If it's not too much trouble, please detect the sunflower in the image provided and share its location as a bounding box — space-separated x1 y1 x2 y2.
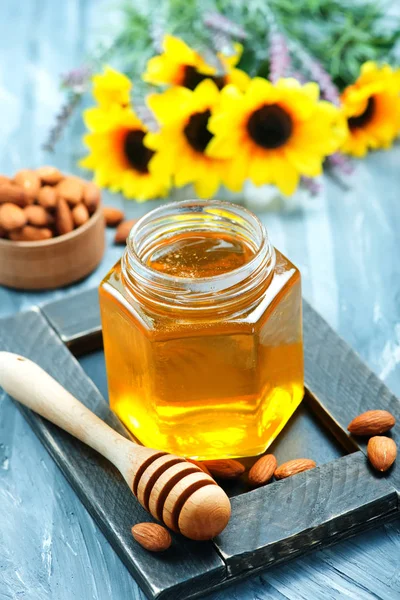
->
340 62 400 157
146 79 227 198
80 104 170 201
91 66 132 108
143 34 249 91
206 77 347 195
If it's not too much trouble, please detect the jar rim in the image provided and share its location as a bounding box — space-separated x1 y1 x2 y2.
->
122 199 276 314
126 199 270 284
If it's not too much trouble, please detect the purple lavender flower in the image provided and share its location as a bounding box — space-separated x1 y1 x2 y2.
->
288 41 340 105
326 152 354 175
301 176 322 196
203 12 247 40
61 66 92 93
307 59 340 105
269 32 291 83
290 70 307 84
42 93 81 153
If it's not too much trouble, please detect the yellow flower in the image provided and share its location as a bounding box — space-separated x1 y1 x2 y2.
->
207 77 347 195
143 34 249 91
146 79 228 198
92 66 132 108
340 62 400 157
80 104 170 201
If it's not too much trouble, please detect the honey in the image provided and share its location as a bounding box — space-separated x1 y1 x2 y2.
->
145 231 255 277
99 200 304 460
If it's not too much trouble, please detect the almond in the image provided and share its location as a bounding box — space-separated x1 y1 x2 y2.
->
202 459 245 479
0 175 10 185
114 219 137 245
83 182 101 213
248 454 277 487
103 206 124 227
37 186 58 210
14 169 41 198
0 182 33 207
131 523 172 552
348 410 395 436
25 205 53 227
186 459 212 477
9 225 53 242
0 203 27 231
274 458 316 480
55 198 74 235
72 203 90 228
36 166 63 185
56 177 83 205
367 436 397 472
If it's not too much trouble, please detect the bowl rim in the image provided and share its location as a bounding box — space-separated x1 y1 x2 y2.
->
0 201 103 248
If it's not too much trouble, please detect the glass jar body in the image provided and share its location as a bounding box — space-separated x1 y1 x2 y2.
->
99 202 303 459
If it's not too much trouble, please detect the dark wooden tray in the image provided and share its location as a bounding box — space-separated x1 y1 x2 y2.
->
1 288 399 600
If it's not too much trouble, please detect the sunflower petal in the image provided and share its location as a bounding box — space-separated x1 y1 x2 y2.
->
163 35 197 64
206 133 237 158
248 152 275 186
142 55 182 85
228 68 251 91
341 61 400 157
194 171 221 198
302 82 320 102
147 88 192 124
221 154 249 192
246 77 277 108
284 147 323 177
92 66 132 108
272 157 300 196
192 78 221 103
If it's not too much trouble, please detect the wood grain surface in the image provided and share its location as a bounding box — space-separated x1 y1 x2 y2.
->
215 452 398 575
0 309 227 600
43 287 102 353
1 303 399 599
1 0 400 599
303 301 400 493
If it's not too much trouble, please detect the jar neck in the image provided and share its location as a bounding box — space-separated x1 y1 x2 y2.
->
121 200 276 317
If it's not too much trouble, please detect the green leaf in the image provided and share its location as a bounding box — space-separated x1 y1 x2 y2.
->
87 0 400 91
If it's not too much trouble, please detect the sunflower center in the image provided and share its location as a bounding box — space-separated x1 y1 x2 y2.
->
183 109 213 153
247 104 293 149
123 130 154 174
348 97 375 129
181 65 226 91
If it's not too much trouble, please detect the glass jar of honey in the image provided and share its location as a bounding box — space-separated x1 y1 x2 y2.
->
99 200 304 460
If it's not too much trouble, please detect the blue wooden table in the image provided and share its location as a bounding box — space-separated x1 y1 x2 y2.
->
1 1 400 598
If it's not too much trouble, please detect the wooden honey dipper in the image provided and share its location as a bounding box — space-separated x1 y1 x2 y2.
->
0 352 231 541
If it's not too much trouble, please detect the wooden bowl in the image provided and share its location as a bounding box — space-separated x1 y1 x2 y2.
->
0 203 105 290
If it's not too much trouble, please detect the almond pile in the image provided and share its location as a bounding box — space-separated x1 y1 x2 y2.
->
348 409 397 472
0 168 100 242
